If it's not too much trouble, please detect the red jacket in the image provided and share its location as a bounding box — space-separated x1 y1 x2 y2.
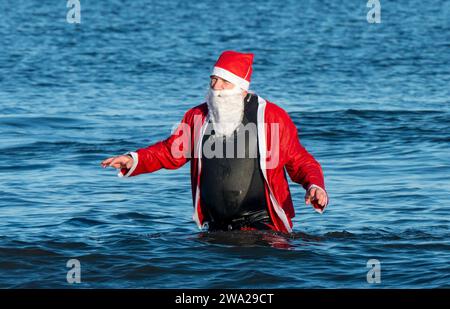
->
120 96 327 233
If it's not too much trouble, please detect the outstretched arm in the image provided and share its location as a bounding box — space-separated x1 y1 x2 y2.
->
101 111 192 177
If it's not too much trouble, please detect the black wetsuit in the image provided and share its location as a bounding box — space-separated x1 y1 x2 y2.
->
200 94 273 231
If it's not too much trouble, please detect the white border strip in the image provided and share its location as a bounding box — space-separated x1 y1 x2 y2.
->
212 66 250 90
192 114 210 229
257 96 292 233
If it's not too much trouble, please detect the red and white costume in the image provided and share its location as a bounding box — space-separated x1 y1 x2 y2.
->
120 51 328 233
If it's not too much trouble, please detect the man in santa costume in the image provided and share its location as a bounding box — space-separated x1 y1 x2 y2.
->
101 50 328 233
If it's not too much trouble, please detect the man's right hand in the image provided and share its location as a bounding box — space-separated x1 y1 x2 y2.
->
101 155 134 170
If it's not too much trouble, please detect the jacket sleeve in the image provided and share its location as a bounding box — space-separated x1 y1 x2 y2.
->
282 112 327 193
118 111 192 177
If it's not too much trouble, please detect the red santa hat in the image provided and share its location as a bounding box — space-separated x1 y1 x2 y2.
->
211 50 254 91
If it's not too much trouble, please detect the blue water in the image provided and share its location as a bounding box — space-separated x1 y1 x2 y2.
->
0 0 449 288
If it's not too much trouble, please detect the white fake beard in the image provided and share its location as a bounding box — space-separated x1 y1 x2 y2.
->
206 87 245 138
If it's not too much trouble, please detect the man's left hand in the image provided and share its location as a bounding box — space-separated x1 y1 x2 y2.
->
305 186 327 209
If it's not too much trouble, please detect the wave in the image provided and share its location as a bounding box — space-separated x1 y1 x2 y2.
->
0 116 88 129
111 211 158 221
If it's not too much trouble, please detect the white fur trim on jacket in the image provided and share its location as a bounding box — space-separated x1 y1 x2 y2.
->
117 152 138 177
257 96 293 233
